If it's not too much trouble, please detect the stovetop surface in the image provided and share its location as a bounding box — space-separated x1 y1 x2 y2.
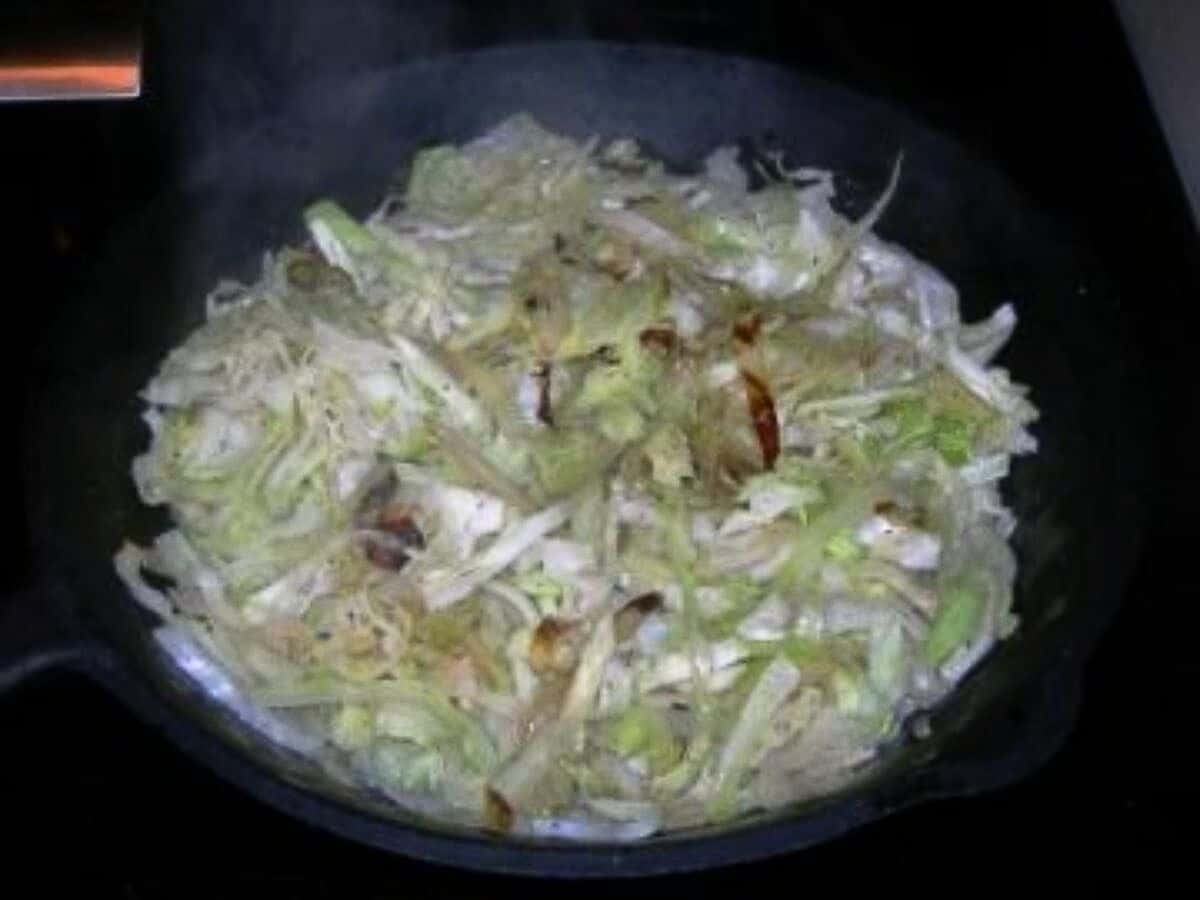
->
4 1 1194 890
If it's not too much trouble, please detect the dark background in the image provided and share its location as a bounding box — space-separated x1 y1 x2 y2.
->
3 0 1195 891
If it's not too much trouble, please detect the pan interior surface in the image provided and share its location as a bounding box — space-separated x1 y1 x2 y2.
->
26 43 1147 875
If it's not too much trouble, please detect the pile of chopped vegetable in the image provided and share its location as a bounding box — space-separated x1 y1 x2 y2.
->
116 114 1038 839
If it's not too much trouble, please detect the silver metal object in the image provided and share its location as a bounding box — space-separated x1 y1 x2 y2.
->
1115 0 1200 228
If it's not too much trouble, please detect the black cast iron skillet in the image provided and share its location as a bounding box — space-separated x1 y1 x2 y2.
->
6 43 1151 876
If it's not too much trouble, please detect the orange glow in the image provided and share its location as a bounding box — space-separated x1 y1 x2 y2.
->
0 61 140 95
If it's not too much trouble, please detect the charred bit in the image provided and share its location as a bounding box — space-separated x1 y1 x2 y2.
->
533 361 555 427
732 313 763 346
638 327 677 353
615 591 665 643
529 616 577 674
741 369 780 470
364 503 426 571
484 787 515 833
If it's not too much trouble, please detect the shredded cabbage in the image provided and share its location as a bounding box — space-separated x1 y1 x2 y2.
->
118 114 1038 839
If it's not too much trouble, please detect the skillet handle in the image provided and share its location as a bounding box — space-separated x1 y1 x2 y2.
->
0 577 106 692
